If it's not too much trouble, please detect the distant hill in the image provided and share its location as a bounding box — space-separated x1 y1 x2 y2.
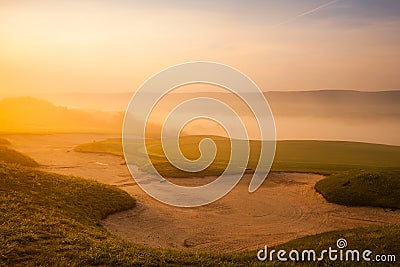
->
266 90 400 119
0 97 123 133
39 90 400 119
2 90 399 144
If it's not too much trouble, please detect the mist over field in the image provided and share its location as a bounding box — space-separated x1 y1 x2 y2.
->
4 89 399 145
0 97 123 133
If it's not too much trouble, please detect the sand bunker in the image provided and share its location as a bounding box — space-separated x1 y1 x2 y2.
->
6 134 400 252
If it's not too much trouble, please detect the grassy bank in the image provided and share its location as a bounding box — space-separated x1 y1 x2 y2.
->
0 138 39 167
0 163 135 265
316 170 400 209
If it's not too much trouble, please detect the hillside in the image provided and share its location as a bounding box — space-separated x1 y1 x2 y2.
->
0 138 39 167
0 162 137 266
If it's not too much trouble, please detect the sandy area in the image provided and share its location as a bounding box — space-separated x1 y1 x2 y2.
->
5 133 400 252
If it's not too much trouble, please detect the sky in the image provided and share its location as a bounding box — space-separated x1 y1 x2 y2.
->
0 0 400 96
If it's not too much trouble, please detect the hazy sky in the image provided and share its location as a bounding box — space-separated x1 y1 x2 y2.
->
1 0 399 96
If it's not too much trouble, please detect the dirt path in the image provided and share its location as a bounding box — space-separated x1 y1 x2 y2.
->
5 134 400 252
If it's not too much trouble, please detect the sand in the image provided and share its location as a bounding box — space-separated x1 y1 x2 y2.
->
5 133 400 252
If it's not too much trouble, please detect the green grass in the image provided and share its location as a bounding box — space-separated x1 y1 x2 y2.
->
0 137 39 167
0 162 131 265
0 162 398 266
75 136 400 175
272 140 400 173
74 137 123 157
75 136 400 209
0 146 39 167
316 170 400 209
